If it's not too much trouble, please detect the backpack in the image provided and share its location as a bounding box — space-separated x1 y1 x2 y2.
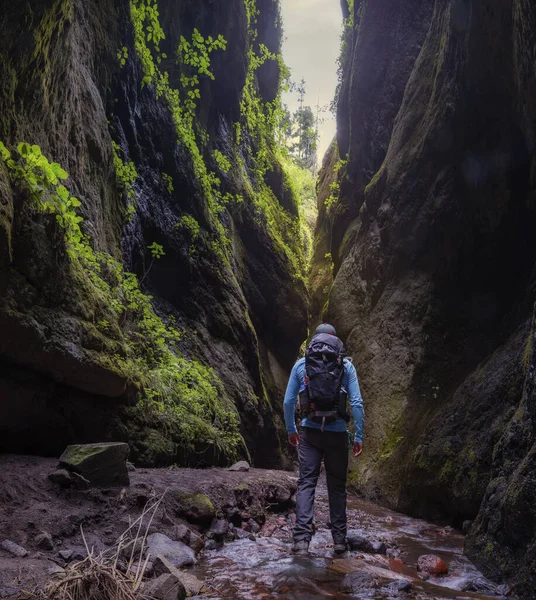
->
298 332 350 429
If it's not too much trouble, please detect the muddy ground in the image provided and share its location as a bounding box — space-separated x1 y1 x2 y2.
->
0 455 515 600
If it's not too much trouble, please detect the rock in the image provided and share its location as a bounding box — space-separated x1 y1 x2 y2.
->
234 528 250 540
58 549 73 561
127 461 136 472
152 557 205 597
128 561 154 578
174 493 215 524
59 443 130 487
204 539 222 551
462 520 473 535
1 539 28 557
347 531 385 554
46 564 65 576
459 576 499 594
146 533 196 568
385 580 413 593
227 461 250 472
371 541 387 554
172 524 191 545
188 532 205 554
142 574 186 600
386 547 401 559
120 537 144 559
267 484 292 505
209 519 228 539
247 518 261 534
416 554 448 575
48 469 73 488
35 532 54 551
340 570 377 593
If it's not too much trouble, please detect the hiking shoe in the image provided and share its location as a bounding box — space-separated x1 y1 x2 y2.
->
292 540 309 555
333 542 347 555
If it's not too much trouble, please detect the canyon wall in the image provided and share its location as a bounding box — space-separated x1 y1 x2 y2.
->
313 0 536 593
0 0 308 468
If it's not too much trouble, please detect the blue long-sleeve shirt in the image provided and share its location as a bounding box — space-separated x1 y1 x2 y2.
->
283 357 365 442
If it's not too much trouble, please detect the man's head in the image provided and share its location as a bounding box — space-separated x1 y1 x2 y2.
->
315 323 336 336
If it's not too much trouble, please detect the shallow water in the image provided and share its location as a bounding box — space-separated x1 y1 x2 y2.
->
194 485 505 600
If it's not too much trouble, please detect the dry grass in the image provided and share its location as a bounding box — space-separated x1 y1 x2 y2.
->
22 494 165 600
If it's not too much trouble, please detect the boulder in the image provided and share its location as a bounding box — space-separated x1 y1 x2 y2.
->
146 533 196 568
58 443 129 487
227 461 250 472
1 540 28 557
142 574 186 600
340 570 377 593
174 493 215 524
416 554 448 575
152 555 205 596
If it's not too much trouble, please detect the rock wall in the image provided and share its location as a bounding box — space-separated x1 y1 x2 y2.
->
313 0 536 592
0 0 308 468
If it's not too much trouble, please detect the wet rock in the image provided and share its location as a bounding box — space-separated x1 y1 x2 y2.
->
172 524 191 545
385 580 413 593
347 531 386 554
48 469 72 488
188 532 205 554
58 443 130 487
1 539 28 557
234 528 250 540
209 519 228 539
416 554 448 575
35 532 54 551
462 520 473 535
58 549 73 561
153 558 205 597
459 576 500 594
147 533 196 568
142 573 186 600
227 461 250 472
340 570 377 593
248 518 261 534
174 493 215 524
386 547 401 559
204 539 223 551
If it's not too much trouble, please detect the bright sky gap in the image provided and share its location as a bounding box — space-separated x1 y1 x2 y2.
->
280 0 342 163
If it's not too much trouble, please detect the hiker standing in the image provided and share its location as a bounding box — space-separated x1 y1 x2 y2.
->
283 323 364 555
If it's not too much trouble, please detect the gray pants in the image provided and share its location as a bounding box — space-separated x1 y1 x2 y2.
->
294 427 349 544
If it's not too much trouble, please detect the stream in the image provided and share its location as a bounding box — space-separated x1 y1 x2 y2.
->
193 484 506 600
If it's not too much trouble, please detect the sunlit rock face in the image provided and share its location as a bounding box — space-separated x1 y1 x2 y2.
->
313 0 536 592
0 0 307 468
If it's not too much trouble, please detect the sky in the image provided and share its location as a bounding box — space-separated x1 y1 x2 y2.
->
279 0 343 164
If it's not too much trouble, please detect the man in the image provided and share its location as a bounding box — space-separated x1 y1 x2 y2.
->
283 323 364 555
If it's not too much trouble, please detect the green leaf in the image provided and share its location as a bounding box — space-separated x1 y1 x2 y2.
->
70 197 81 207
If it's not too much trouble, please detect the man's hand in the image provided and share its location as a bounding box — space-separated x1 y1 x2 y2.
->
288 433 300 447
353 442 363 457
